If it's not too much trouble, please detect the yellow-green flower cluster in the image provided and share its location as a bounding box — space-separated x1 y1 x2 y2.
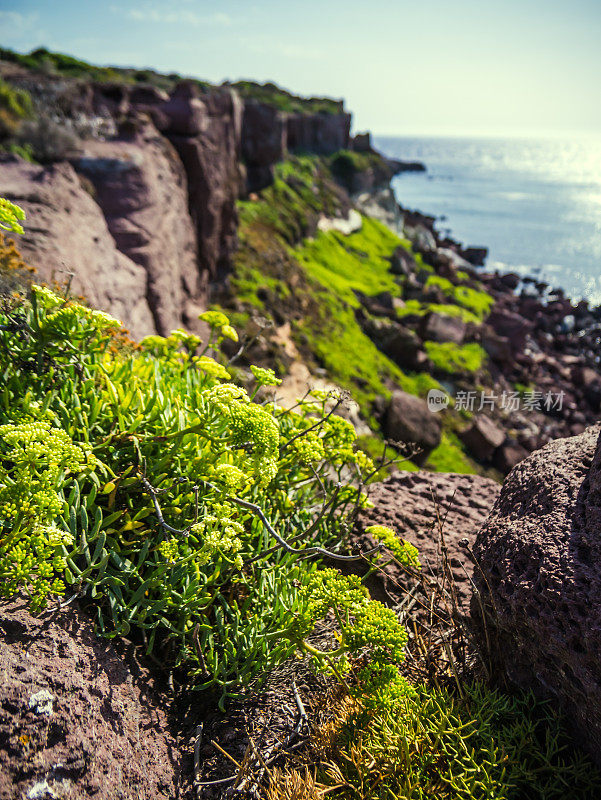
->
206 383 279 483
0 421 96 608
293 569 369 640
193 356 231 380
289 431 325 464
290 567 409 690
199 310 238 342
0 523 74 610
0 420 95 480
354 449 376 476
356 662 417 711
169 329 202 352
199 310 230 328
32 285 122 333
250 365 282 387
190 503 244 570
140 334 171 355
207 383 249 409
230 401 279 485
32 284 62 310
0 197 25 234
345 601 408 662
213 463 248 491
158 539 179 563
366 525 421 570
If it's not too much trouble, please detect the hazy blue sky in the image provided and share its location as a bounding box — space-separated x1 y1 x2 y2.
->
1 0 600 136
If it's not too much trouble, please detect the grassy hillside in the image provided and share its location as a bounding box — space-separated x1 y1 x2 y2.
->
220 155 484 473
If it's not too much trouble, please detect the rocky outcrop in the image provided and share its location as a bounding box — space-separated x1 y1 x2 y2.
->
0 155 155 338
286 110 351 154
0 598 179 799
241 101 286 192
241 101 351 192
77 121 201 335
354 471 501 610
472 426 601 764
161 83 243 284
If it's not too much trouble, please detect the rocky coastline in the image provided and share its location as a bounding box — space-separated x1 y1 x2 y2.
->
2 47 601 796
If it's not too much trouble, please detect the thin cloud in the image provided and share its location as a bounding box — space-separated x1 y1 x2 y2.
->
0 11 38 30
110 6 232 26
240 37 321 61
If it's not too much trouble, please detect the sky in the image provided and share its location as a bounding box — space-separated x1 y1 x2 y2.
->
1 0 601 137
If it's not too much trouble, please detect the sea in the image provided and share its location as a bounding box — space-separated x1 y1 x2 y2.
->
375 135 601 307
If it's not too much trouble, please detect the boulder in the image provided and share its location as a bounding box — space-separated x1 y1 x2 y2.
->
486 309 532 352
384 390 442 465
421 312 467 345
498 272 520 290
459 415 505 461
408 224 437 254
0 598 179 799
481 326 513 364
356 291 395 317
389 245 418 277
354 187 404 235
435 247 474 272
472 426 601 764
353 471 501 610
492 440 529 474
363 318 423 370
462 246 488 266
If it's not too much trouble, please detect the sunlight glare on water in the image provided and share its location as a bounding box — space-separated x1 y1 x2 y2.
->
377 136 601 306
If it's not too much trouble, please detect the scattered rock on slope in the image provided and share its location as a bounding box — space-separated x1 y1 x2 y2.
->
0 598 179 800
459 415 506 462
472 425 601 765
383 390 442 465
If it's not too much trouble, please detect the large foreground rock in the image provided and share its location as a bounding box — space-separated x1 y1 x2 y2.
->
0 598 179 799
354 471 500 611
472 425 601 763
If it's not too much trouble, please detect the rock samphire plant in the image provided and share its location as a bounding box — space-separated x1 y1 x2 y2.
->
0 272 418 706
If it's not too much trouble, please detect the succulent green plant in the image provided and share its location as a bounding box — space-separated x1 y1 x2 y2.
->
0 280 411 705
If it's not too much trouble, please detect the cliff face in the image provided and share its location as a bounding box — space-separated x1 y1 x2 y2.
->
161 84 243 286
0 157 157 338
241 99 351 191
76 121 201 337
0 63 352 334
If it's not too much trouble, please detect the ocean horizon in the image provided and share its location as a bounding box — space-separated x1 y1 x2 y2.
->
376 134 601 306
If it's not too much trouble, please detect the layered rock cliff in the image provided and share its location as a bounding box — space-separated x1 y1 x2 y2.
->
0 53 353 336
